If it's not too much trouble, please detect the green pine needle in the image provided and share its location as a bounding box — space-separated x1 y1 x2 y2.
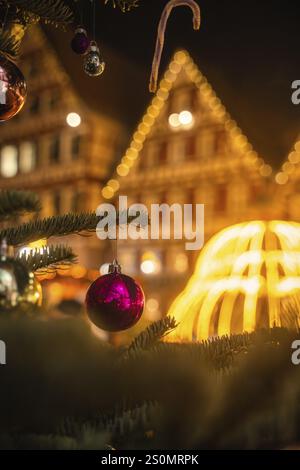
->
0 211 145 246
0 190 41 221
125 316 178 356
17 245 76 272
7 0 74 23
104 0 139 12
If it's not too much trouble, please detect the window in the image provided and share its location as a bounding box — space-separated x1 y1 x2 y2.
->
185 136 196 158
30 96 40 115
159 142 167 164
71 135 81 160
49 135 60 163
49 89 60 109
1 145 18 177
215 131 227 153
19 142 36 173
71 191 81 212
199 131 215 159
28 58 39 78
214 186 227 213
53 192 61 215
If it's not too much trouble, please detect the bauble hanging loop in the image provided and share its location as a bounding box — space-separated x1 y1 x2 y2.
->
71 26 90 55
83 40 105 77
85 259 144 332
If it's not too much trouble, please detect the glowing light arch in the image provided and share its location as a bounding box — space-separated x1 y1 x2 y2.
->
167 220 300 342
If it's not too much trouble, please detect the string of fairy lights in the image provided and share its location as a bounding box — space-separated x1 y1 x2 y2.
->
101 49 276 200
275 141 300 185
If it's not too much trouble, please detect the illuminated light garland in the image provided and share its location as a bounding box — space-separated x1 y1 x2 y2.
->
117 164 129 177
107 179 120 191
122 156 134 167
102 186 114 199
102 50 271 199
288 152 299 164
282 162 294 174
167 220 300 342
260 164 272 177
174 50 188 64
275 172 289 185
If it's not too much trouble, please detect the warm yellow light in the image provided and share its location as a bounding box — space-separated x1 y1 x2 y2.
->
275 172 288 185
178 110 194 126
174 253 189 273
288 152 300 164
71 265 87 279
146 298 159 312
282 162 294 174
141 252 161 275
164 70 176 82
131 141 143 151
117 164 129 177
157 89 169 101
121 156 133 167
174 50 188 64
260 164 272 177
107 179 119 191
143 115 155 127
147 106 160 118
66 112 81 128
102 186 114 199
126 148 139 160
141 260 156 274
133 131 145 143
168 113 181 129
167 221 300 342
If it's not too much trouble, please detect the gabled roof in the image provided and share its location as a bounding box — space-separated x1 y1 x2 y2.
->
274 136 300 186
101 49 271 199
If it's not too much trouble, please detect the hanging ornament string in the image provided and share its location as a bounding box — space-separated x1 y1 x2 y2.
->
149 0 201 93
83 0 105 76
112 222 118 265
92 0 96 41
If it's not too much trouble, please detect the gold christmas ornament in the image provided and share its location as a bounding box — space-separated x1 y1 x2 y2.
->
167 221 300 342
0 240 42 313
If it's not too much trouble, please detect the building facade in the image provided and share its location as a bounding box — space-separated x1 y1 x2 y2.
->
101 50 281 319
0 26 126 272
2 37 300 322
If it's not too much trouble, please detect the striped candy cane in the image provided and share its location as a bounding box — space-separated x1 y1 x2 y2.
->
149 0 201 93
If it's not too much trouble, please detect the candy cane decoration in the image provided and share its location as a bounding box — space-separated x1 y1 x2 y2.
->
149 0 201 93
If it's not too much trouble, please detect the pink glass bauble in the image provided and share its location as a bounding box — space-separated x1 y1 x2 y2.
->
0 55 27 121
86 262 144 332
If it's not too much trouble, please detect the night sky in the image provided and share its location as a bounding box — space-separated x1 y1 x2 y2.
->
92 0 300 167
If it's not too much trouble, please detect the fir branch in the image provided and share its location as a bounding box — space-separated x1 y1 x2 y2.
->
0 211 144 246
17 245 76 272
125 316 178 356
104 0 139 13
0 190 41 221
7 0 74 24
280 295 300 330
0 27 21 59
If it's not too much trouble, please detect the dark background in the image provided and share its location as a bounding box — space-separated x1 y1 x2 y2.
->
81 0 300 167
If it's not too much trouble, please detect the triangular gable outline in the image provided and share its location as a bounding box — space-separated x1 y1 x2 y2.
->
275 137 300 186
101 49 270 199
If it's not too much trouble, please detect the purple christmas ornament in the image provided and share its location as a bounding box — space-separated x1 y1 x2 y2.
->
86 260 144 332
71 27 90 55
